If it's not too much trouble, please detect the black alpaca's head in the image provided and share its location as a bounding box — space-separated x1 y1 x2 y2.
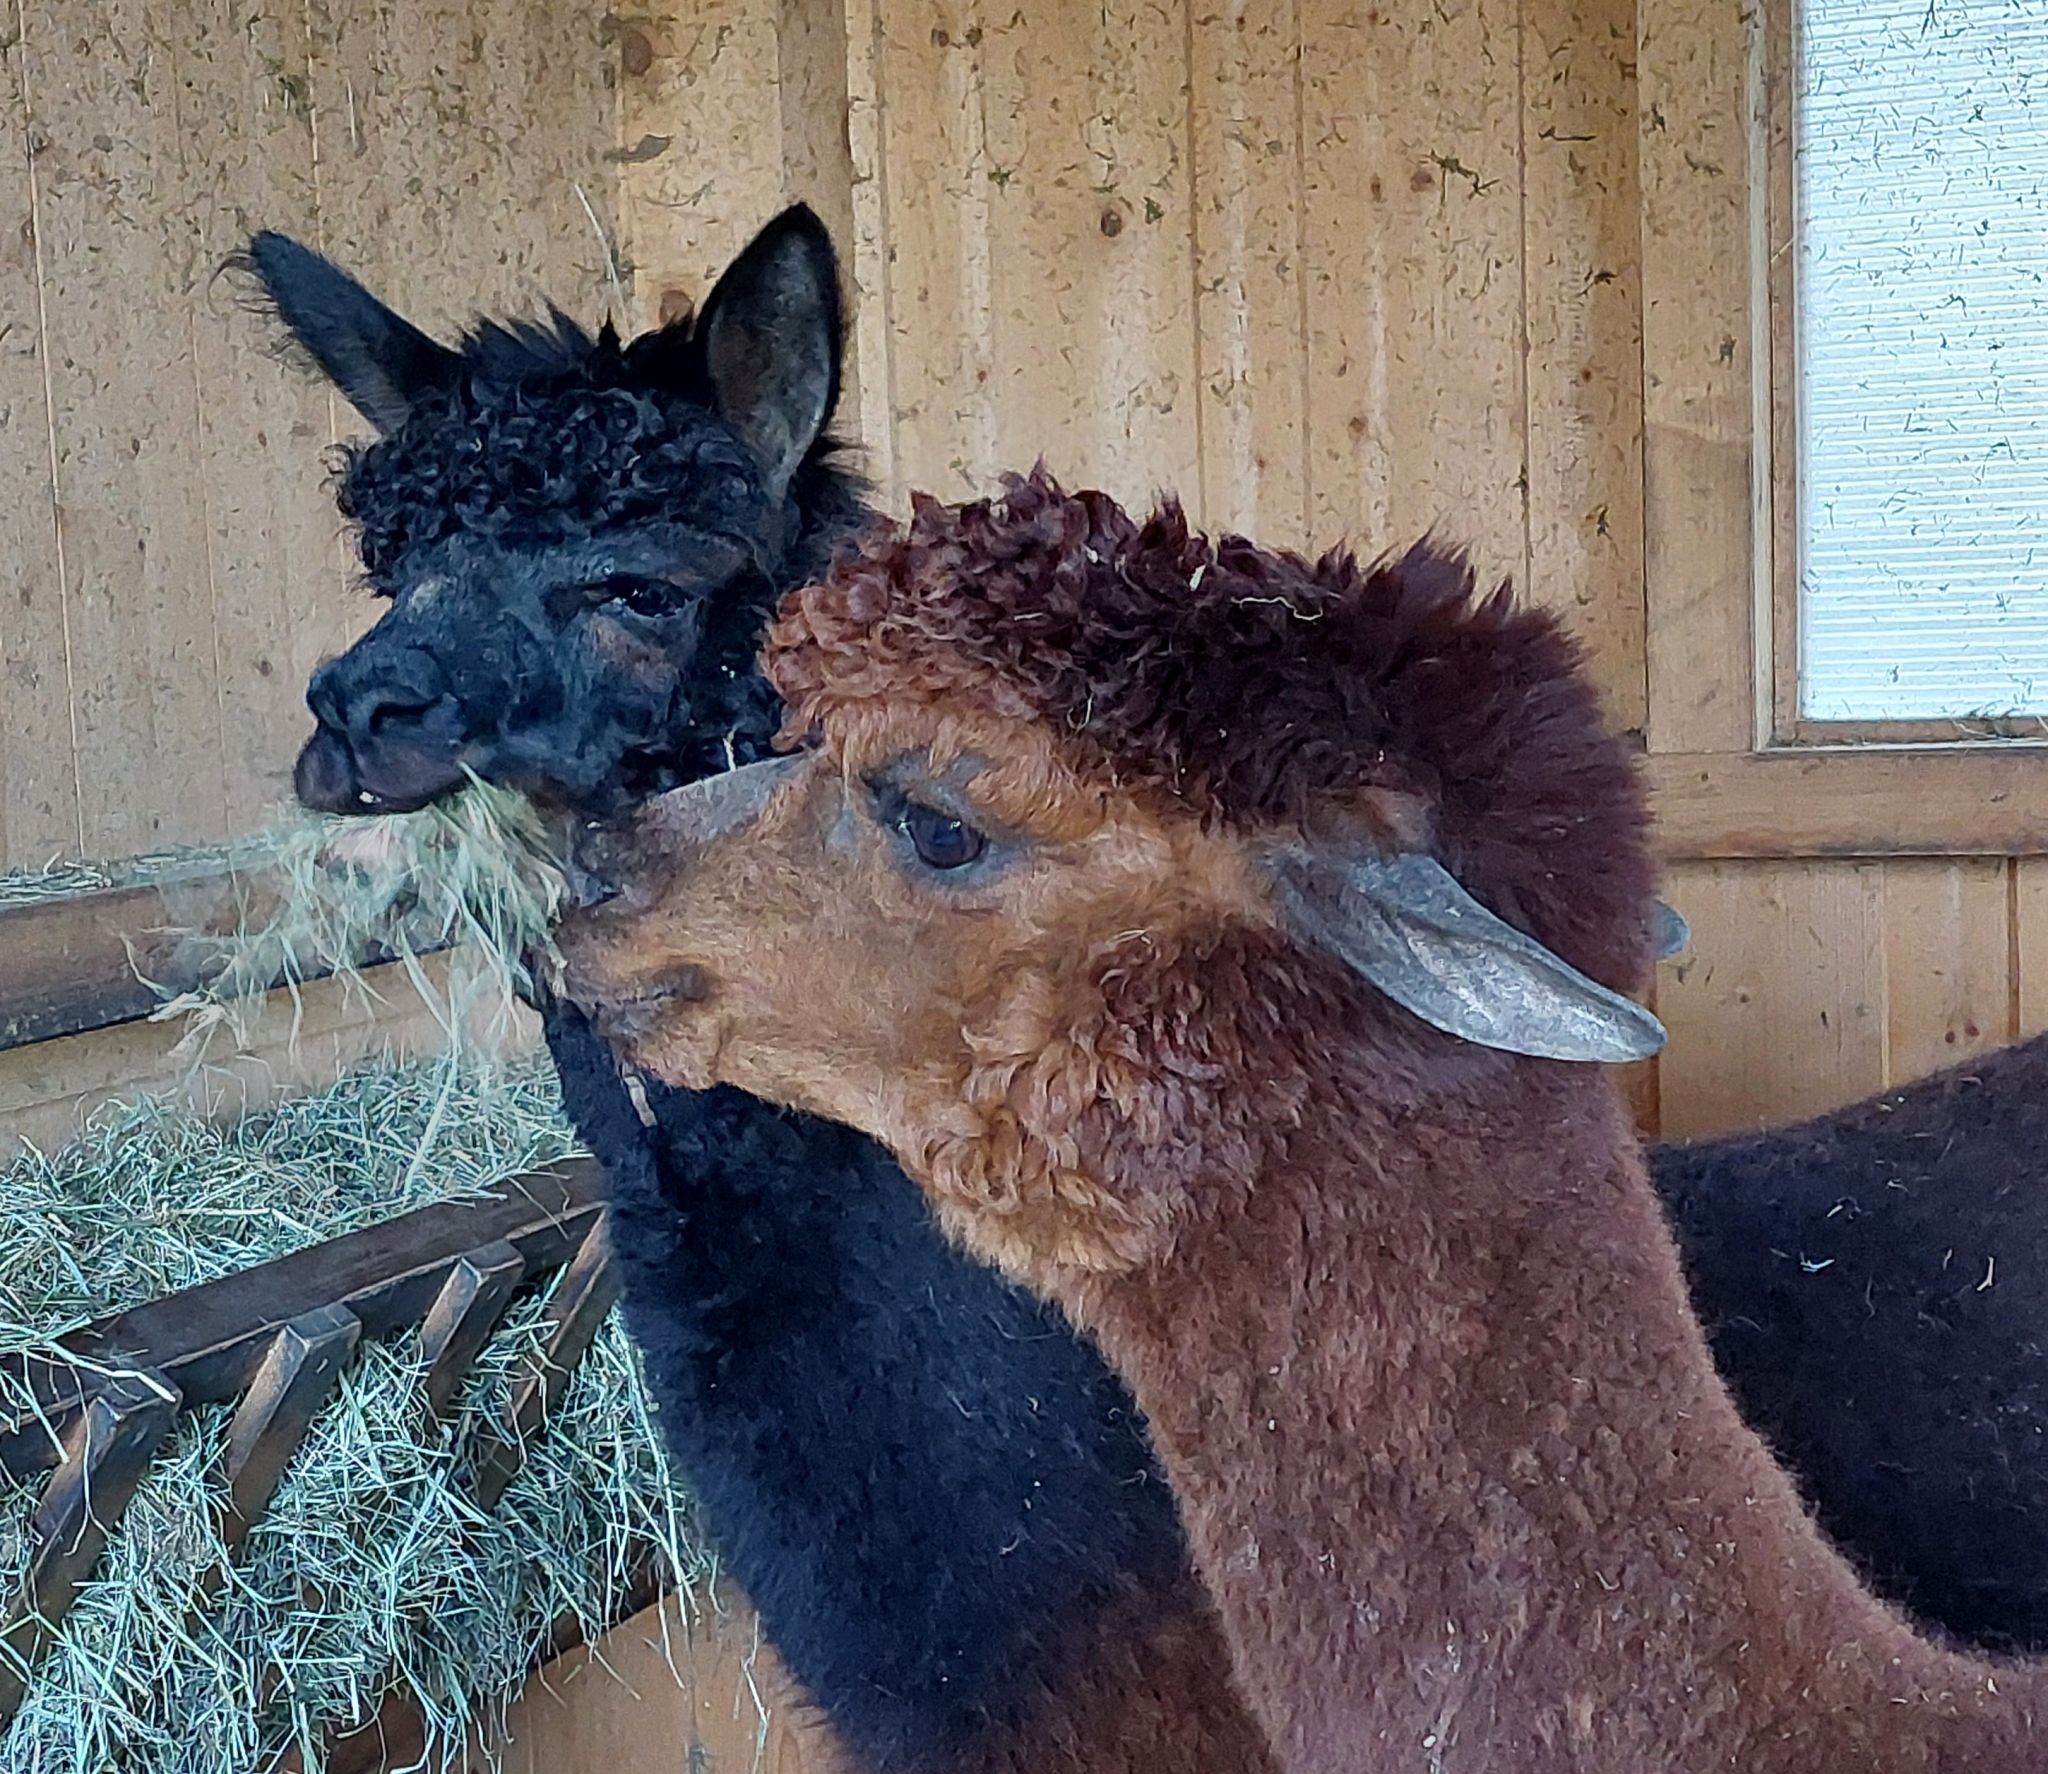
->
245 206 865 819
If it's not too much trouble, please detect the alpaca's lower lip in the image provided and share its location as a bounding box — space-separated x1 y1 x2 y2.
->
294 726 470 816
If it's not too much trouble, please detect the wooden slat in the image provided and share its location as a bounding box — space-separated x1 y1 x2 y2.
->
0 860 447 1055
613 0 787 336
1520 0 1648 731
0 859 274 1051
0 1161 604 1482
1646 748 2048 859
0 1372 181 1725
840 0 899 488
308 0 617 348
470 1216 620 1513
2017 859 2048 1041
419 1240 529 1423
20 0 229 857
776 0 862 430
174 0 339 834
862 0 1201 512
221 1304 364 1548
1188 0 1307 543
1880 859 2012 1088
1637 0 1765 754
0 24 79 872
1656 859 1888 1139
1299 0 1529 588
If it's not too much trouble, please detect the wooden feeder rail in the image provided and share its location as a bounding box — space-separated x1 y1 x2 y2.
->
0 1159 614 1734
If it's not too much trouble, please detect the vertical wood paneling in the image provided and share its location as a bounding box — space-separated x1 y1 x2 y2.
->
2012 859 2048 1041
25 0 229 858
777 0 862 429
858 0 1200 510
1189 0 1307 543
612 0 786 333
1298 0 1529 588
1656 860 1888 1139
0 0 617 876
1879 858 2011 1087
0 25 80 866
308 0 615 333
177 0 333 834
1637 0 1761 754
1520 0 1645 728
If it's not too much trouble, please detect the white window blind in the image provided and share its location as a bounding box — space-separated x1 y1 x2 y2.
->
1797 0 2048 722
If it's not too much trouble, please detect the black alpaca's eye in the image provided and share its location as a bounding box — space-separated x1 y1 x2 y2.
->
589 575 672 617
898 800 987 871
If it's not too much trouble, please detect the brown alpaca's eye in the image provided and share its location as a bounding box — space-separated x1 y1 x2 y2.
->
899 800 987 871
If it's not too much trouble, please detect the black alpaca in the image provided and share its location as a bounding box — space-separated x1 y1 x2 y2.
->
247 210 2048 1772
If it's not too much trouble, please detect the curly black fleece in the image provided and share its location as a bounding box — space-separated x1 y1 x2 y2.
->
334 311 851 590
292 254 2048 1771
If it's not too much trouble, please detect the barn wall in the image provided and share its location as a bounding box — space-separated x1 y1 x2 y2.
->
811 0 2040 1146
0 4 2036 1156
0 0 619 873
0 0 626 1142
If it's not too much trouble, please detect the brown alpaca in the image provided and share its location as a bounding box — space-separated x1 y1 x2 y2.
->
559 472 2048 1773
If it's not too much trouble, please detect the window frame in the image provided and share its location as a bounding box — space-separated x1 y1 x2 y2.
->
1637 0 2048 858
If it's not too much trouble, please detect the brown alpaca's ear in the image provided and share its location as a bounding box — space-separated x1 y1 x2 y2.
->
1263 843 1668 1064
1653 898 1691 960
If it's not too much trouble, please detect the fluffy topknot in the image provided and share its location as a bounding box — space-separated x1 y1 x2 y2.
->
766 468 1658 992
335 321 853 587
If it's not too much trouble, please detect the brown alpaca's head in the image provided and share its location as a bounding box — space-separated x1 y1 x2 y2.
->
559 471 1665 1284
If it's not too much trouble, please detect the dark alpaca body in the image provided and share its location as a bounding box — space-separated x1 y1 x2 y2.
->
541 1004 1271 1772
1659 1034 2048 1654
253 216 2046 1772
558 477 2047 1770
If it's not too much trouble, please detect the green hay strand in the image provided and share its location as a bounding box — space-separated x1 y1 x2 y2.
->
0 1053 715 1774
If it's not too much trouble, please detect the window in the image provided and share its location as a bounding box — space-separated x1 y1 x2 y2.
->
1792 0 2048 725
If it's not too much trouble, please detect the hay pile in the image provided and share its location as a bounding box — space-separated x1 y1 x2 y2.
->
0 786 725 1771
0 1052 713 1774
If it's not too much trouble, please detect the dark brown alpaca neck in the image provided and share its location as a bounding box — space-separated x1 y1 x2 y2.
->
1072 1058 2041 1774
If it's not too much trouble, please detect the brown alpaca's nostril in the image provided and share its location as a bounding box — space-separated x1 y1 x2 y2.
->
565 860 622 912
667 963 713 1004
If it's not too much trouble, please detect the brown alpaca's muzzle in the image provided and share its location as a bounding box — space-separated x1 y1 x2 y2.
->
556 753 814 1087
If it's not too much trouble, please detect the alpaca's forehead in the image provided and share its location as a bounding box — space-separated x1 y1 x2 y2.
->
342 384 773 579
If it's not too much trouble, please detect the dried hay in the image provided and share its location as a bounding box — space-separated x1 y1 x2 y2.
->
0 1055 716 1774
145 780 571 1060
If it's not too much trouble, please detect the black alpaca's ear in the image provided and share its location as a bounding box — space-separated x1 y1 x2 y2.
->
241 231 464 434
696 203 844 499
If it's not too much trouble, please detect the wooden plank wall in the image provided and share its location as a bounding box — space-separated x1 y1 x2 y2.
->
0 0 618 1144
1 1 2036 1145
0 0 617 874
804 0 2040 1145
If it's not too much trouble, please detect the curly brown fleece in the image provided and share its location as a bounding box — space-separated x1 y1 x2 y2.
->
566 472 2047 1773
770 468 1659 994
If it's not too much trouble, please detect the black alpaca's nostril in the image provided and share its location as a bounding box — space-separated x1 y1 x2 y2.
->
365 695 439 737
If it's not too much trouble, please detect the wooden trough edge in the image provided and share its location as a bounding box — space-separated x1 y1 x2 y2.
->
0 858 450 1055
13 736 2048 1056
